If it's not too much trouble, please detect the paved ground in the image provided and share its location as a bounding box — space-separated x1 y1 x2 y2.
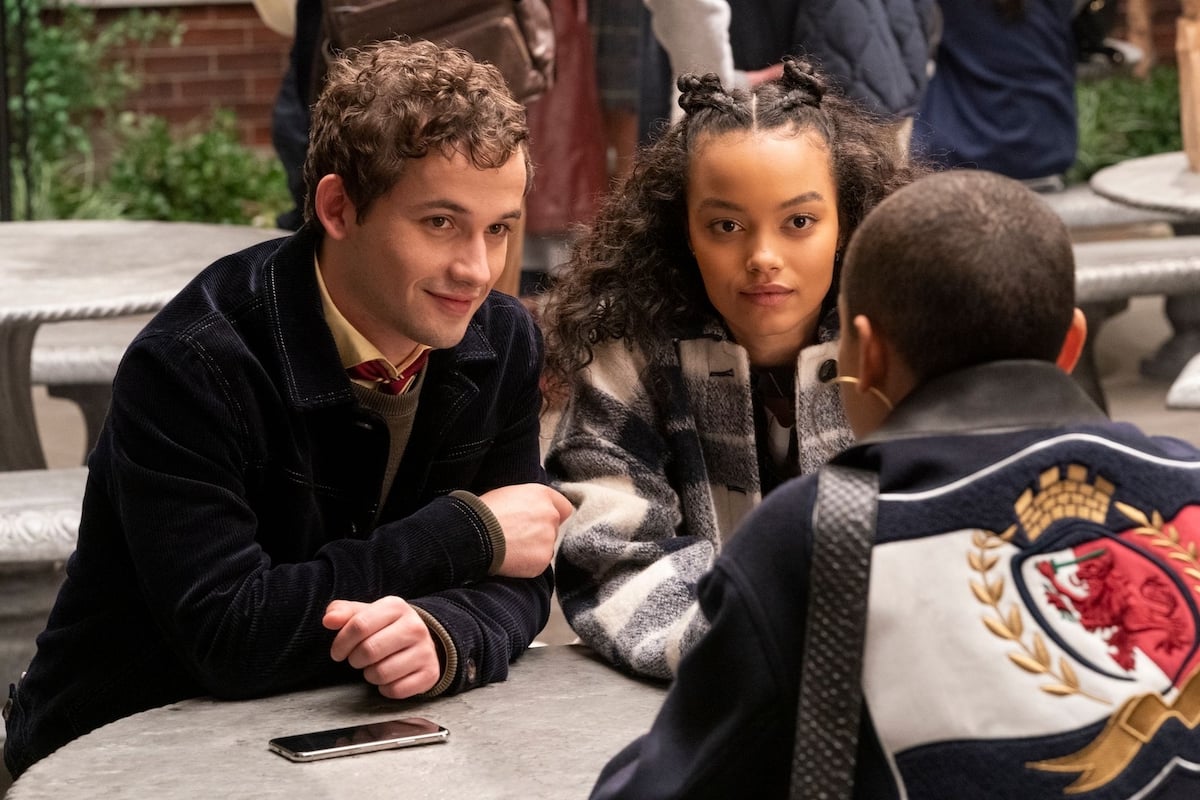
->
1089 295 1200 442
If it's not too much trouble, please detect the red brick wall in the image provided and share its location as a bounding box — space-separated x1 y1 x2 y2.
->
1147 1 1184 60
96 2 292 149
78 0 1190 153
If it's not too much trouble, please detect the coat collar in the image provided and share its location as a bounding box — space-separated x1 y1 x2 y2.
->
858 361 1109 447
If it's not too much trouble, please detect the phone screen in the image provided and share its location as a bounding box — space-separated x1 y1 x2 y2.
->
268 717 449 762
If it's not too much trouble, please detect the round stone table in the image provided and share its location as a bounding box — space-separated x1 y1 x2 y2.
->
1091 151 1200 384
1090 151 1200 217
0 220 287 470
6 644 666 799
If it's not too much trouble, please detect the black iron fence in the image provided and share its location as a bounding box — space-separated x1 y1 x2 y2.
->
1 0 32 220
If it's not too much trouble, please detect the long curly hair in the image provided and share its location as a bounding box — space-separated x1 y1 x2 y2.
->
541 56 925 391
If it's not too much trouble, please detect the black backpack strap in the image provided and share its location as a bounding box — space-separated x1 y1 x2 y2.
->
790 465 879 800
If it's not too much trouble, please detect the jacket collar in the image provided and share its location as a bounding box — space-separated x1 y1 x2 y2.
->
264 226 497 410
859 361 1109 446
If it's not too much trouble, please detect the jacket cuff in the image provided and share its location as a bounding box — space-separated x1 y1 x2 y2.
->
448 490 505 574
412 605 457 697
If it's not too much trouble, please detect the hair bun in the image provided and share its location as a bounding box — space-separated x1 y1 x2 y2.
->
676 72 735 115
779 56 828 108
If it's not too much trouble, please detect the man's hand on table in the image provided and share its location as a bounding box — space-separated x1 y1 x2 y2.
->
324 597 440 698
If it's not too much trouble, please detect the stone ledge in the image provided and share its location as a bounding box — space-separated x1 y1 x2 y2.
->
1041 184 1191 232
0 468 88 563
1074 236 1200 304
30 317 149 386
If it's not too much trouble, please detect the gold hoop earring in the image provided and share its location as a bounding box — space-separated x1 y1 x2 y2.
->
830 375 894 412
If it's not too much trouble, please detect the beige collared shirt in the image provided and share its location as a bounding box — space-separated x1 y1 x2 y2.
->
314 256 431 389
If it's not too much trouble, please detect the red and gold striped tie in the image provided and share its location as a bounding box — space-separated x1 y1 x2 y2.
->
346 351 429 395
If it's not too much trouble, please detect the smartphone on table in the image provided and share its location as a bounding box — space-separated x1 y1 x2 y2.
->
268 717 449 762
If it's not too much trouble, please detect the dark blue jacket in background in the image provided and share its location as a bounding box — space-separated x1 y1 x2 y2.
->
728 0 937 118
638 0 936 145
4 226 552 777
912 0 1077 180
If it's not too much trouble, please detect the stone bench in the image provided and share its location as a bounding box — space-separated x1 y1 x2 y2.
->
1072 237 1200 411
1039 184 1193 238
1042 186 1200 396
0 467 87 748
0 467 87 564
31 316 150 455
1074 237 1200 304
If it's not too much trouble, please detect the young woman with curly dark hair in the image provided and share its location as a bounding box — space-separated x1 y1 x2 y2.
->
541 57 927 680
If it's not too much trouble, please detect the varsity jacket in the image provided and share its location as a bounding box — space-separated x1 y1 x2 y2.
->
547 316 853 680
590 361 1200 799
4 226 551 778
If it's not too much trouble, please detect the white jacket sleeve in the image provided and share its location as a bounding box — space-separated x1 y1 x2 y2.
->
641 0 742 88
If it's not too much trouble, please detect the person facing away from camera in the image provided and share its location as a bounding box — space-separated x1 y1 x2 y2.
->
3 39 572 779
587 169 1200 799
540 56 926 680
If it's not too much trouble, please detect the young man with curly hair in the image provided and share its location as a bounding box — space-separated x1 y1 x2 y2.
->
4 40 570 779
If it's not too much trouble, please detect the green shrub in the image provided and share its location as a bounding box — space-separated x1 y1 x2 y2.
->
102 112 291 225
5 0 180 216
5 0 290 225
1069 65 1183 184
12 3 179 165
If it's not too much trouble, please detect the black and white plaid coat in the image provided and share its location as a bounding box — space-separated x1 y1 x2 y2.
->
546 317 853 679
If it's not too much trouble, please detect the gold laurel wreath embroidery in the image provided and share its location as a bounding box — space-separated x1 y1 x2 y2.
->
1116 502 1200 595
971 526 1110 705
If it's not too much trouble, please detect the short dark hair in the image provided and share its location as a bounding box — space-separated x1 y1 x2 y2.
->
303 39 530 227
841 169 1075 381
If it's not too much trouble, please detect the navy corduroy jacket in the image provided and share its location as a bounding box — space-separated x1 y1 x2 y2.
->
4 226 551 777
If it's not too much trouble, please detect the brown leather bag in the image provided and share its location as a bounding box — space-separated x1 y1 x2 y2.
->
321 0 556 103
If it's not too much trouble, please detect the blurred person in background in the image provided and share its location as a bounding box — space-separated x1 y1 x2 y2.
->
911 0 1079 191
